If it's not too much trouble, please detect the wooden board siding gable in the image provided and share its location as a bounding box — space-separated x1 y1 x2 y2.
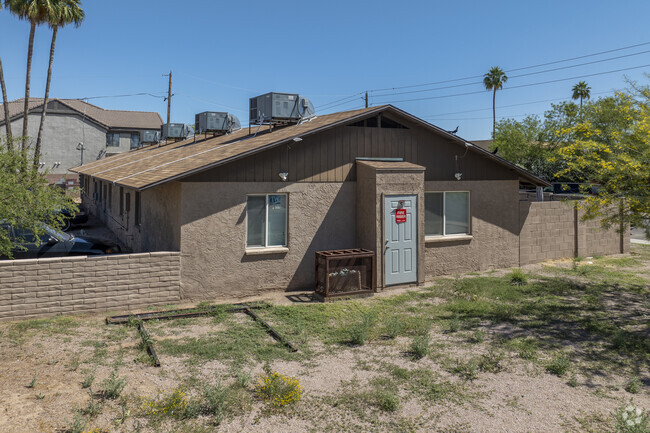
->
181 116 519 183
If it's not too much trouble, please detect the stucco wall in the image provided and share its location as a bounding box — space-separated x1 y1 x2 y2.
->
8 113 108 175
82 181 181 253
424 180 521 277
179 182 356 300
0 252 180 321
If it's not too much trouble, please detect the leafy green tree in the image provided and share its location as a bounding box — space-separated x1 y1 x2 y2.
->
571 81 591 109
554 90 650 233
483 66 508 138
34 0 85 168
5 0 58 150
0 137 76 258
0 4 12 142
492 115 562 181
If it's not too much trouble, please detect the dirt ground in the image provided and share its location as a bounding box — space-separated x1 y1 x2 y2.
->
0 248 648 433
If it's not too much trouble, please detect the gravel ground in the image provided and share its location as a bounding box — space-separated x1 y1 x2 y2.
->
0 249 648 433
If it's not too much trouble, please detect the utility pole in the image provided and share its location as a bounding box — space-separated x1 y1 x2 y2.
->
365 91 368 108
163 70 172 124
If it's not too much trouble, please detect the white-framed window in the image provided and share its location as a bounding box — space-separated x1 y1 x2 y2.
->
246 194 287 248
425 191 470 236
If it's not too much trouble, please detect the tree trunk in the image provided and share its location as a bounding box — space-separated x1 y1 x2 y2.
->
0 56 12 146
492 88 496 139
22 21 36 151
34 26 58 169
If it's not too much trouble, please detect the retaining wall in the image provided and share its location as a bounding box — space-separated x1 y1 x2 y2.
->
0 252 181 321
519 201 629 265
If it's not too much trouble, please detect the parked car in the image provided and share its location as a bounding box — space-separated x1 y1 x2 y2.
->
0 223 120 259
57 207 89 231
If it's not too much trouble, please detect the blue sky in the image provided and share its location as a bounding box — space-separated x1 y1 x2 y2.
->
1 0 649 140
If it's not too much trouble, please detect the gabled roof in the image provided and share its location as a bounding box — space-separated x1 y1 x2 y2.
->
0 98 163 130
72 105 549 190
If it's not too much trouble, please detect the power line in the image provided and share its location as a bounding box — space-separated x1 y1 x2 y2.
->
371 63 650 105
418 90 616 119
368 40 650 93
74 92 167 100
316 92 365 109
175 92 247 113
370 49 650 98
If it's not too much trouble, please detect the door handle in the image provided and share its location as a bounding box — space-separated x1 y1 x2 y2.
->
385 240 389 250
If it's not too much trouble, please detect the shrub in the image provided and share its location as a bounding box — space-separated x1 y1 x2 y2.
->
100 371 127 400
255 366 302 407
410 334 430 360
64 413 86 433
376 391 400 412
384 316 403 339
545 353 571 377
624 377 642 394
507 268 528 285
469 329 485 343
348 313 376 346
615 402 648 433
201 382 229 424
478 349 504 373
81 372 95 389
142 388 194 420
450 358 479 381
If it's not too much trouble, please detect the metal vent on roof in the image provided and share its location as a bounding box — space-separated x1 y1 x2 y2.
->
194 111 241 136
249 92 315 127
140 129 160 144
161 123 188 141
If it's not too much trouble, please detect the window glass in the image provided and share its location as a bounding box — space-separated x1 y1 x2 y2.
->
246 196 266 247
267 195 287 246
445 192 469 235
106 133 119 147
130 133 140 149
425 192 443 236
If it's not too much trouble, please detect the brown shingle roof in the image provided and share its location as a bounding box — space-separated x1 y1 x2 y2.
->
0 98 163 129
72 105 549 189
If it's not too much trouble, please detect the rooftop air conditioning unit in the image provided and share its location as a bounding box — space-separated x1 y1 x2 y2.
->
195 111 241 135
249 92 315 126
140 130 160 144
161 123 187 141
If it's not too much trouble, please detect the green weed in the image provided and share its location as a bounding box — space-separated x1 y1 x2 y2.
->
624 377 642 394
545 353 571 377
410 334 430 360
100 371 127 400
507 268 528 285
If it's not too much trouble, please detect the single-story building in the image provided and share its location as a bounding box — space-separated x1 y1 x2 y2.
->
71 104 617 300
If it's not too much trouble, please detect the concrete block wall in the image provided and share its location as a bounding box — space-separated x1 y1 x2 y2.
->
0 252 181 322
519 201 628 265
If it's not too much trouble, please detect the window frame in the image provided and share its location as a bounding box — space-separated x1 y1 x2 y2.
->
424 190 471 238
135 191 142 226
130 133 140 149
245 193 288 249
106 133 120 147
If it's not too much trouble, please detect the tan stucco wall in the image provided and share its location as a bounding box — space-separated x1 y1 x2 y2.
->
81 181 181 253
424 180 521 276
179 182 356 300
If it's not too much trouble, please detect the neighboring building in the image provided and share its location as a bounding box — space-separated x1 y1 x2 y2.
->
0 98 162 186
71 105 626 301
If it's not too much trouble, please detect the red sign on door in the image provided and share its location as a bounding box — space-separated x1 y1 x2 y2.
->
395 208 407 223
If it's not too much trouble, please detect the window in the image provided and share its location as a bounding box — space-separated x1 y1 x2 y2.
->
119 187 124 215
135 191 141 225
108 184 113 209
246 194 287 248
106 133 120 147
425 191 470 237
130 133 140 149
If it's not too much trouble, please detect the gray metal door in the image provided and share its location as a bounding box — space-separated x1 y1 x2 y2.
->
384 195 417 286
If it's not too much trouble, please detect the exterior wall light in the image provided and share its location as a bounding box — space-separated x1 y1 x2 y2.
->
292 137 302 142
279 172 288 181
454 171 463 180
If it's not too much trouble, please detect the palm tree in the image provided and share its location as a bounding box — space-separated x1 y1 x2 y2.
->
572 81 591 109
483 66 508 138
5 0 58 151
33 0 84 169
0 3 13 143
